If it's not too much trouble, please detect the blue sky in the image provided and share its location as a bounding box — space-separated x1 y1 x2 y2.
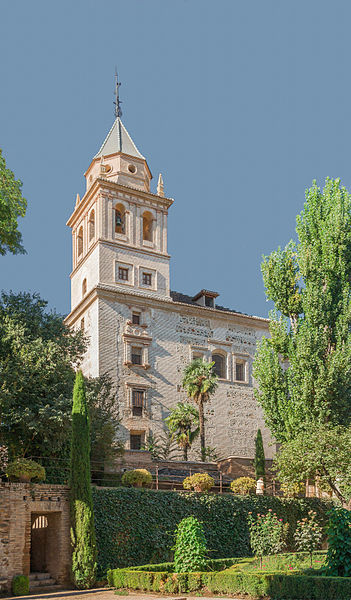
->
1 0 351 318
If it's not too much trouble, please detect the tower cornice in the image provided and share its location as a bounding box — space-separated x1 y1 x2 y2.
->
67 178 174 228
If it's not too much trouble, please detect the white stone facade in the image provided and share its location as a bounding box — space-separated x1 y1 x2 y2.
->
65 113 274 460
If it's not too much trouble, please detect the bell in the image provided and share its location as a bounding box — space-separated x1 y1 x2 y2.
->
116 216 122 227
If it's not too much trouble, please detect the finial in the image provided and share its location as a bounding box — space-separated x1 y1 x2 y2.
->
157 173 164 197
114 68 122 118
75 193 80 208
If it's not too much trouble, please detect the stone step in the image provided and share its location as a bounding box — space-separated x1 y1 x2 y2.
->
31 577 56 587
29 584 64 594
29 572 51 581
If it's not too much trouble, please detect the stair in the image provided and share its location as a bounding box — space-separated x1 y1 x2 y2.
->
29 572 59 592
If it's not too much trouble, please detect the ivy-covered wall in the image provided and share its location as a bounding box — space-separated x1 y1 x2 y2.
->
92 488 332 576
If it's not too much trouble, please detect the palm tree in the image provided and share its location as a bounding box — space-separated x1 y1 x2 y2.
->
165 402 199 461
182 359 218 461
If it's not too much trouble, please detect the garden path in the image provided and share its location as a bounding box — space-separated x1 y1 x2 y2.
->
4 588 241 600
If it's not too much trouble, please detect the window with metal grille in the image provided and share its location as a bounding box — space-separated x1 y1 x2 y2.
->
118 267 129 281
132 312 141 325
212 353 225 378
132 389 144 416
236 362 245 381
142 272 152 286
131 347 142 365
130 433 142 450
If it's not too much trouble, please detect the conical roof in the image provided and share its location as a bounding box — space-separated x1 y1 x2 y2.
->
94 117 145 160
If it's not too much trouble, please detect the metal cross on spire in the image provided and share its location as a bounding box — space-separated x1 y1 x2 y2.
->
113 68 122 118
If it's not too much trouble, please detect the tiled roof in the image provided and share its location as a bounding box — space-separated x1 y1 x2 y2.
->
94 117 145 160
170 290 247 316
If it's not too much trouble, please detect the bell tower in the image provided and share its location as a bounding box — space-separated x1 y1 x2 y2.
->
66 74 174 319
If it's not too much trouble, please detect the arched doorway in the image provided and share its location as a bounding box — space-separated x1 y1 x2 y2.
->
30 514 48 572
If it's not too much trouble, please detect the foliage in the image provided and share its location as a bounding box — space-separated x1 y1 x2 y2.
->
230 477 256 495
274 424 351 504
280 481 305 498
165 402 199 461
92 486 331 575
121 469 152 488
254 179 351 443
325 507 351 577
182 359 218 461
0 291 85 467
107 553 351 599
12 575 29 596
69 371 97 589
6 458 45 481
0 149 27 255
142 430 178 461
294 511 323 567
247 510 287 568
183 472 214 492
197 445 219 462
253 429 265 481
173 516 207 572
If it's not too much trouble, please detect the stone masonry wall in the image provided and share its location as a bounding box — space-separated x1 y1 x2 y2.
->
0 484 70 593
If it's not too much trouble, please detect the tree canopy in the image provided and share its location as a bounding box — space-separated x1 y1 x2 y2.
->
254 178 351 443
0 149 27 255
165 402 199 461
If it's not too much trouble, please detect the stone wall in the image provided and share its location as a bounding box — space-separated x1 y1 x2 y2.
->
0 484 71 594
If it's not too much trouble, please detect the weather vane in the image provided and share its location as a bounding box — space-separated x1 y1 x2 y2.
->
114 68 122 118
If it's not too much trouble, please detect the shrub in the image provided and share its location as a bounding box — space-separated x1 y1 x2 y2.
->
7 458 45 482
248 510 287 568
253 429 265 481
230 477 256 495
92 487 332 575
280 481 305 498
12 575 29 596
121 469 152 488
183 472 214 492
294 510 323 567
174 516 207 572
326 507 351 577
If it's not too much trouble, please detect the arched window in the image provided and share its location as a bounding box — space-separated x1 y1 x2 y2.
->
142 211 153 242
115 203 126 235
212 353 226 379
77 226 83 257
89 209 95 242
82 278 87 297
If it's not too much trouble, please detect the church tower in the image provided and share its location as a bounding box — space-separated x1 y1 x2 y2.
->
66 75 173 377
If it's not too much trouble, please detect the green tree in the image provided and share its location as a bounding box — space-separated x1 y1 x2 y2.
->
182 359 218 461
0 291 85 464
326 507 351 577
254 178 351 442
274 425 351 504
0 149 27 255
165 402 199 461
69 371 97 589
253 429 266 482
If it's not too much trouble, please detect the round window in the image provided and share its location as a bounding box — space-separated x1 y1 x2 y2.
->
104 164 112 174
128 164 136 174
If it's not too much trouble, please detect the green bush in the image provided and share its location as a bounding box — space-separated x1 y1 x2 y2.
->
107 557 351 599
7 459 45 482
182 472 214 491
12 575 29 596
326 507 351 577
294 510 323 567
92 487 332 576
174 516 207 572
230 477 256 495
121 469 152 488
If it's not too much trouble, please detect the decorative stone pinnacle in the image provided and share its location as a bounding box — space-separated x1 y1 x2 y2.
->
75 193 80 208
157 173 164 197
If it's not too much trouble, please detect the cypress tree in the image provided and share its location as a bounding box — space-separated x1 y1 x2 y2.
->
69 370 97 589
253 429 265 481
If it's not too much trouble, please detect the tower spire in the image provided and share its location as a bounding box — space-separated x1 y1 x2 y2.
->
113 68 122 118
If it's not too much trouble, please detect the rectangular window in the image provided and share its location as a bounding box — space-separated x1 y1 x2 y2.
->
132 389 145 416
205 296 214 308
142 272 152 286
132 312 141 325
131 346 142 365
130 433 142 450
118 267 129 281
236 362 245 382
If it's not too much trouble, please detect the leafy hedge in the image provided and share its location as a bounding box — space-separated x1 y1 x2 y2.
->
92 487 332 575
107 560 351 599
